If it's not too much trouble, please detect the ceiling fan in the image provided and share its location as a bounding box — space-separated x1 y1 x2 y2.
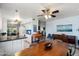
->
37 8 59 19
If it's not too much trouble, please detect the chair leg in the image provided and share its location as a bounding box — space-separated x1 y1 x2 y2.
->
67 52 69 56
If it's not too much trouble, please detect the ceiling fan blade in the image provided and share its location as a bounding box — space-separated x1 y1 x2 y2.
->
52 10 59 14
46 9 50 12
37 15 43 17
41 10 45 13
51 15 56 17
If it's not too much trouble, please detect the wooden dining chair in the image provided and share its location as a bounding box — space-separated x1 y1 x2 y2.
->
67 36 76 56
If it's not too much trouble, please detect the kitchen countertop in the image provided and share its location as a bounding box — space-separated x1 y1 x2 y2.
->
0 37 27 42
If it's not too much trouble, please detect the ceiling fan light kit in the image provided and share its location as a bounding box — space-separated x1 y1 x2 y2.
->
44 15 48 19
44 15 52 19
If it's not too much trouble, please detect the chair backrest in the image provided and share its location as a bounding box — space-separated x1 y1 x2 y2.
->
47 34 52 39
67 35 76 45
53 34 68 43
53 34 76 44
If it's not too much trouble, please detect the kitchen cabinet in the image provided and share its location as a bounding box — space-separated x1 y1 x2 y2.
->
4 41 13 56
22 39 31 49
12 40 22 55
0 41 12 56
0 42 6 55
0 38 31 56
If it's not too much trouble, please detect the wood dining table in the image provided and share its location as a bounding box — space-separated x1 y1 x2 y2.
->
15 39 69 56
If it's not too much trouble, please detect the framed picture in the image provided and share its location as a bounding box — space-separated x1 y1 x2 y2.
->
57 24 72 32
26 30 31 35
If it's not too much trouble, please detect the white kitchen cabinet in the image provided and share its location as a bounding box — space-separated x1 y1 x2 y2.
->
22 39 30 49
0 41 12 56
22 37 32 49
4 41 13 56
0 42 6 55
12 40 22 55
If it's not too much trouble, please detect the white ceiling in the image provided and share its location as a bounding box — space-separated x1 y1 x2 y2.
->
0 3 79 21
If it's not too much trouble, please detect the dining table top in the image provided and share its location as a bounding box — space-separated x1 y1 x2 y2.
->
15 39 69 56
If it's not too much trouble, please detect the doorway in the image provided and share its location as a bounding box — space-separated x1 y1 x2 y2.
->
38 20 46 39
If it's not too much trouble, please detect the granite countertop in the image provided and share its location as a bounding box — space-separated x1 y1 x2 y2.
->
0 37 27 42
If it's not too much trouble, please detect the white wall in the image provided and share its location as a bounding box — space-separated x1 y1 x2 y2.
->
0 10 2 31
